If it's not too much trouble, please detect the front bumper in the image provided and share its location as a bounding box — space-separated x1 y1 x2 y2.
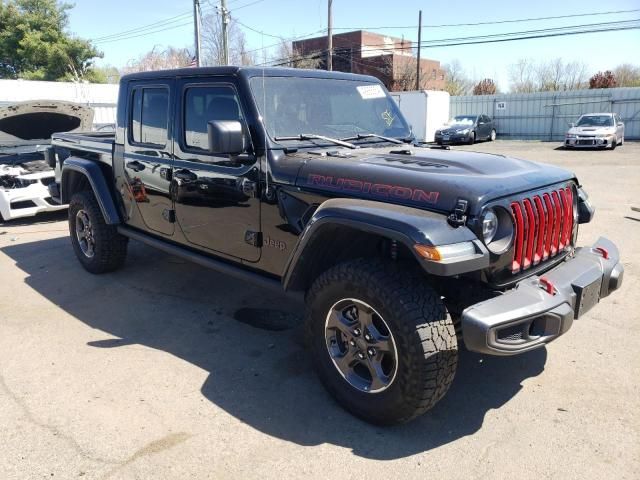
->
462 237 623 355
435 132 471 144
565 136 613 148
0 179 67 221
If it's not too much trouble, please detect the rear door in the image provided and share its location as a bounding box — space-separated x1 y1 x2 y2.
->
172 77 261 261
478 115 490 139
123 80 175 236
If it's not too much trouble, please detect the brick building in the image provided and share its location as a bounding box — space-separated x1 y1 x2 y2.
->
292 30 446 92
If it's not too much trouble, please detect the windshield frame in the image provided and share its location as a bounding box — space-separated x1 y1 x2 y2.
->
248 74 412 148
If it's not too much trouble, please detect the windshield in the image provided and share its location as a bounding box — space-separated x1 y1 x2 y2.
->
576 115 613 127
449 115 476 125
249 76 411 143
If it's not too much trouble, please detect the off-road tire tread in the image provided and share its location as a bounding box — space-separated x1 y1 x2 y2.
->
305 258 457 425
69 191 128 274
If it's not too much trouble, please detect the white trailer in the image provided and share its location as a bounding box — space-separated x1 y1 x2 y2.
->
391 90 450 143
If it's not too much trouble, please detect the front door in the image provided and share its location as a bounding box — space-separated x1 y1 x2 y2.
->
172 79 261 262
123 81 175 236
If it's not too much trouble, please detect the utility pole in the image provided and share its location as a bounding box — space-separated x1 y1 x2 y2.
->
416 10 422 90
327 0 333 71
220 0 230 65
193 0 202 67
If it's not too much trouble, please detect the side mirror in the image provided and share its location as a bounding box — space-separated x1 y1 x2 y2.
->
208 120 246 155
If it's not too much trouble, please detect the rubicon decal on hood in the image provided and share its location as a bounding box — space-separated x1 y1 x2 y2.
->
307 174 439 204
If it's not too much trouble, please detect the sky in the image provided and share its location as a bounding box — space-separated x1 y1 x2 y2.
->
67 0 640 90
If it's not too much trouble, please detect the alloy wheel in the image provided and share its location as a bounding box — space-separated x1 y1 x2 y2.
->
75 209 95 258
324 298 398 393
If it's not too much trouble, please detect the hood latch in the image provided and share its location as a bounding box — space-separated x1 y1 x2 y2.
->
448 199 469 227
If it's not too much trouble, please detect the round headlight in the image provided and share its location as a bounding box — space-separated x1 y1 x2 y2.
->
482 210 498 243
481 207 514 254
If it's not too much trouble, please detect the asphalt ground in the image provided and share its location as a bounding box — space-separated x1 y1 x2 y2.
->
1 140 638 479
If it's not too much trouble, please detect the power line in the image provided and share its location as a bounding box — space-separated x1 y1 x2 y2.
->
229 0 266 12
91 11 194 42
331 8 640 31
93 7 216 44
258 20 640 67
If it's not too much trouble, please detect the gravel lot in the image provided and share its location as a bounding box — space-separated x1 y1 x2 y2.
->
1 140 638 479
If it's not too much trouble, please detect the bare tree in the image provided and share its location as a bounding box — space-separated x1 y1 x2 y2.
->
201 14 254 66
613 63 640 87
273 39 323 69
509 58 588 92
442 60 472 96
509 58 536 93
392 56 417 92
121 46 192 74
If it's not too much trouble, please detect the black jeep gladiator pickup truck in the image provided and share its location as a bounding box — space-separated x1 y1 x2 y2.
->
47 67 623 425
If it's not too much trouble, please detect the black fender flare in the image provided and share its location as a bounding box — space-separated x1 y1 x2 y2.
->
282 198 489 291
61 157 121 225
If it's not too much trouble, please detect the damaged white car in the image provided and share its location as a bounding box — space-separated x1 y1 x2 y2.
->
0 100 93 221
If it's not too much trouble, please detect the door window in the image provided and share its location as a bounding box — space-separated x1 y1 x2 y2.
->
184 85 243 152
130 87 169 147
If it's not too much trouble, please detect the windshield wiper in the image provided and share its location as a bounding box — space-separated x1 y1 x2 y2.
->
274 134 357 149
340 133 404 145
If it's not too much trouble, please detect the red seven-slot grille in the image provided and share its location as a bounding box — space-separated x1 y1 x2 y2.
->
510 185 574 273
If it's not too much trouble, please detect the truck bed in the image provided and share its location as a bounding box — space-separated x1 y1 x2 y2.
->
52 131 115 156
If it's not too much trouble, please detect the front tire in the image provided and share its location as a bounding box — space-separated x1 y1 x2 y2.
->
611 137 617 150
468 132 475 145
69 191 128 274
305 259 458 425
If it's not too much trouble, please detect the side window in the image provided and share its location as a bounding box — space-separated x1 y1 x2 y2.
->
129 87 169 147
131 89 142 143
184 85 243 151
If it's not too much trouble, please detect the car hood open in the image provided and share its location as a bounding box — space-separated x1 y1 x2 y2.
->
0 100 94 149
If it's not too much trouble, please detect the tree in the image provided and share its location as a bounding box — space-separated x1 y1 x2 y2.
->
442 60 472 96
90 65 120 84
589 70 617 89
121 47 193 74
200 14 254 66
274 39 322 69
0 0 103 81
391 56 417 92
473 78 497 95
613 64 640 87
509 58 536 93
508 58 588 92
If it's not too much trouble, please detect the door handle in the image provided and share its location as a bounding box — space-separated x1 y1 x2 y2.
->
126 160 145 172
173 169 197 181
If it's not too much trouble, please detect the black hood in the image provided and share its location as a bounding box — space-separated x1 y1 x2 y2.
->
294 147 575 215
443 123 474 131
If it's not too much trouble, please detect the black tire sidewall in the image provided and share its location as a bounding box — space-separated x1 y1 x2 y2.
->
69 192 96 270
68 191 126 273
307 262 456 424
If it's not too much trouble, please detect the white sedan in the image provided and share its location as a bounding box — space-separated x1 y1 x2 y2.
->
564 113 624 149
